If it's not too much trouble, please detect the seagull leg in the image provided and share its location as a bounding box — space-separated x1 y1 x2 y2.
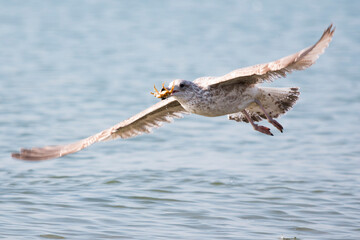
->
254 99 283 132
242 110 273 136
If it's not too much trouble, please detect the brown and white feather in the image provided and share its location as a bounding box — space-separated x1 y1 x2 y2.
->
12 98 187 160
196 24 335 88
12 25 335 161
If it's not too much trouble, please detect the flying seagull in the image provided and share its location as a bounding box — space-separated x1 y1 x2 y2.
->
12 25 335 161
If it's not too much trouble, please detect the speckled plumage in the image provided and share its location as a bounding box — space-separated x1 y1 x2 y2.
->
12 25 335 160
170 79 259 117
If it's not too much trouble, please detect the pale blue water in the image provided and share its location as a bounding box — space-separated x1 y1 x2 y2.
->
1 1 359 239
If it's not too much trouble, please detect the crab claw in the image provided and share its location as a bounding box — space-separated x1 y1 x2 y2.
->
154 84 160 94
150 84 161 98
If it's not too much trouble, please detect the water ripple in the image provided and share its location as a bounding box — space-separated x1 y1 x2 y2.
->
1 1 360 239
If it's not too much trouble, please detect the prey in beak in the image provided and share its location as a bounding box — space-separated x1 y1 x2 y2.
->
150 82 175 100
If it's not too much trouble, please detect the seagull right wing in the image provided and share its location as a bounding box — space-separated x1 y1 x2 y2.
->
12 97 187 161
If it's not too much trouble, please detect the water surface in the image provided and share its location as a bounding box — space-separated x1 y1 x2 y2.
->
1 1 359 239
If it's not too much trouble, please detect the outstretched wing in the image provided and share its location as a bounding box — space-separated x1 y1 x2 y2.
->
196 24 335 88
12 97 187 161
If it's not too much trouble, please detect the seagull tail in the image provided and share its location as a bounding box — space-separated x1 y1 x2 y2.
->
228 87 300 122
257 86 300 118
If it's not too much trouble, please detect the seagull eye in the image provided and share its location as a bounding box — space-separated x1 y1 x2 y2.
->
180 83 185 88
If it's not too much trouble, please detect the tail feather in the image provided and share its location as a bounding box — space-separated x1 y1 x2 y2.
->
228 87 300 123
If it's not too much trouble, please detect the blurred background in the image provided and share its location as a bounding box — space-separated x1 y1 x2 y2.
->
0 0 359 239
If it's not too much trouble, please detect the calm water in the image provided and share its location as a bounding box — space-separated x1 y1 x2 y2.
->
1 1 359 239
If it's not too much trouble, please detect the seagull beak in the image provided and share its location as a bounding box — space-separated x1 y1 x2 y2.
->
170 90 178 95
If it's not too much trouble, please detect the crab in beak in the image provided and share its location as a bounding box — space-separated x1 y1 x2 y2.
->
150 82 175 99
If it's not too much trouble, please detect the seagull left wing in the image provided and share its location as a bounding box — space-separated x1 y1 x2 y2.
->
12 97 187 161
197 24 335 88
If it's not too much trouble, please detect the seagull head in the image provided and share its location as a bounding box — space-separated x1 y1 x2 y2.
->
167 79 198 101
